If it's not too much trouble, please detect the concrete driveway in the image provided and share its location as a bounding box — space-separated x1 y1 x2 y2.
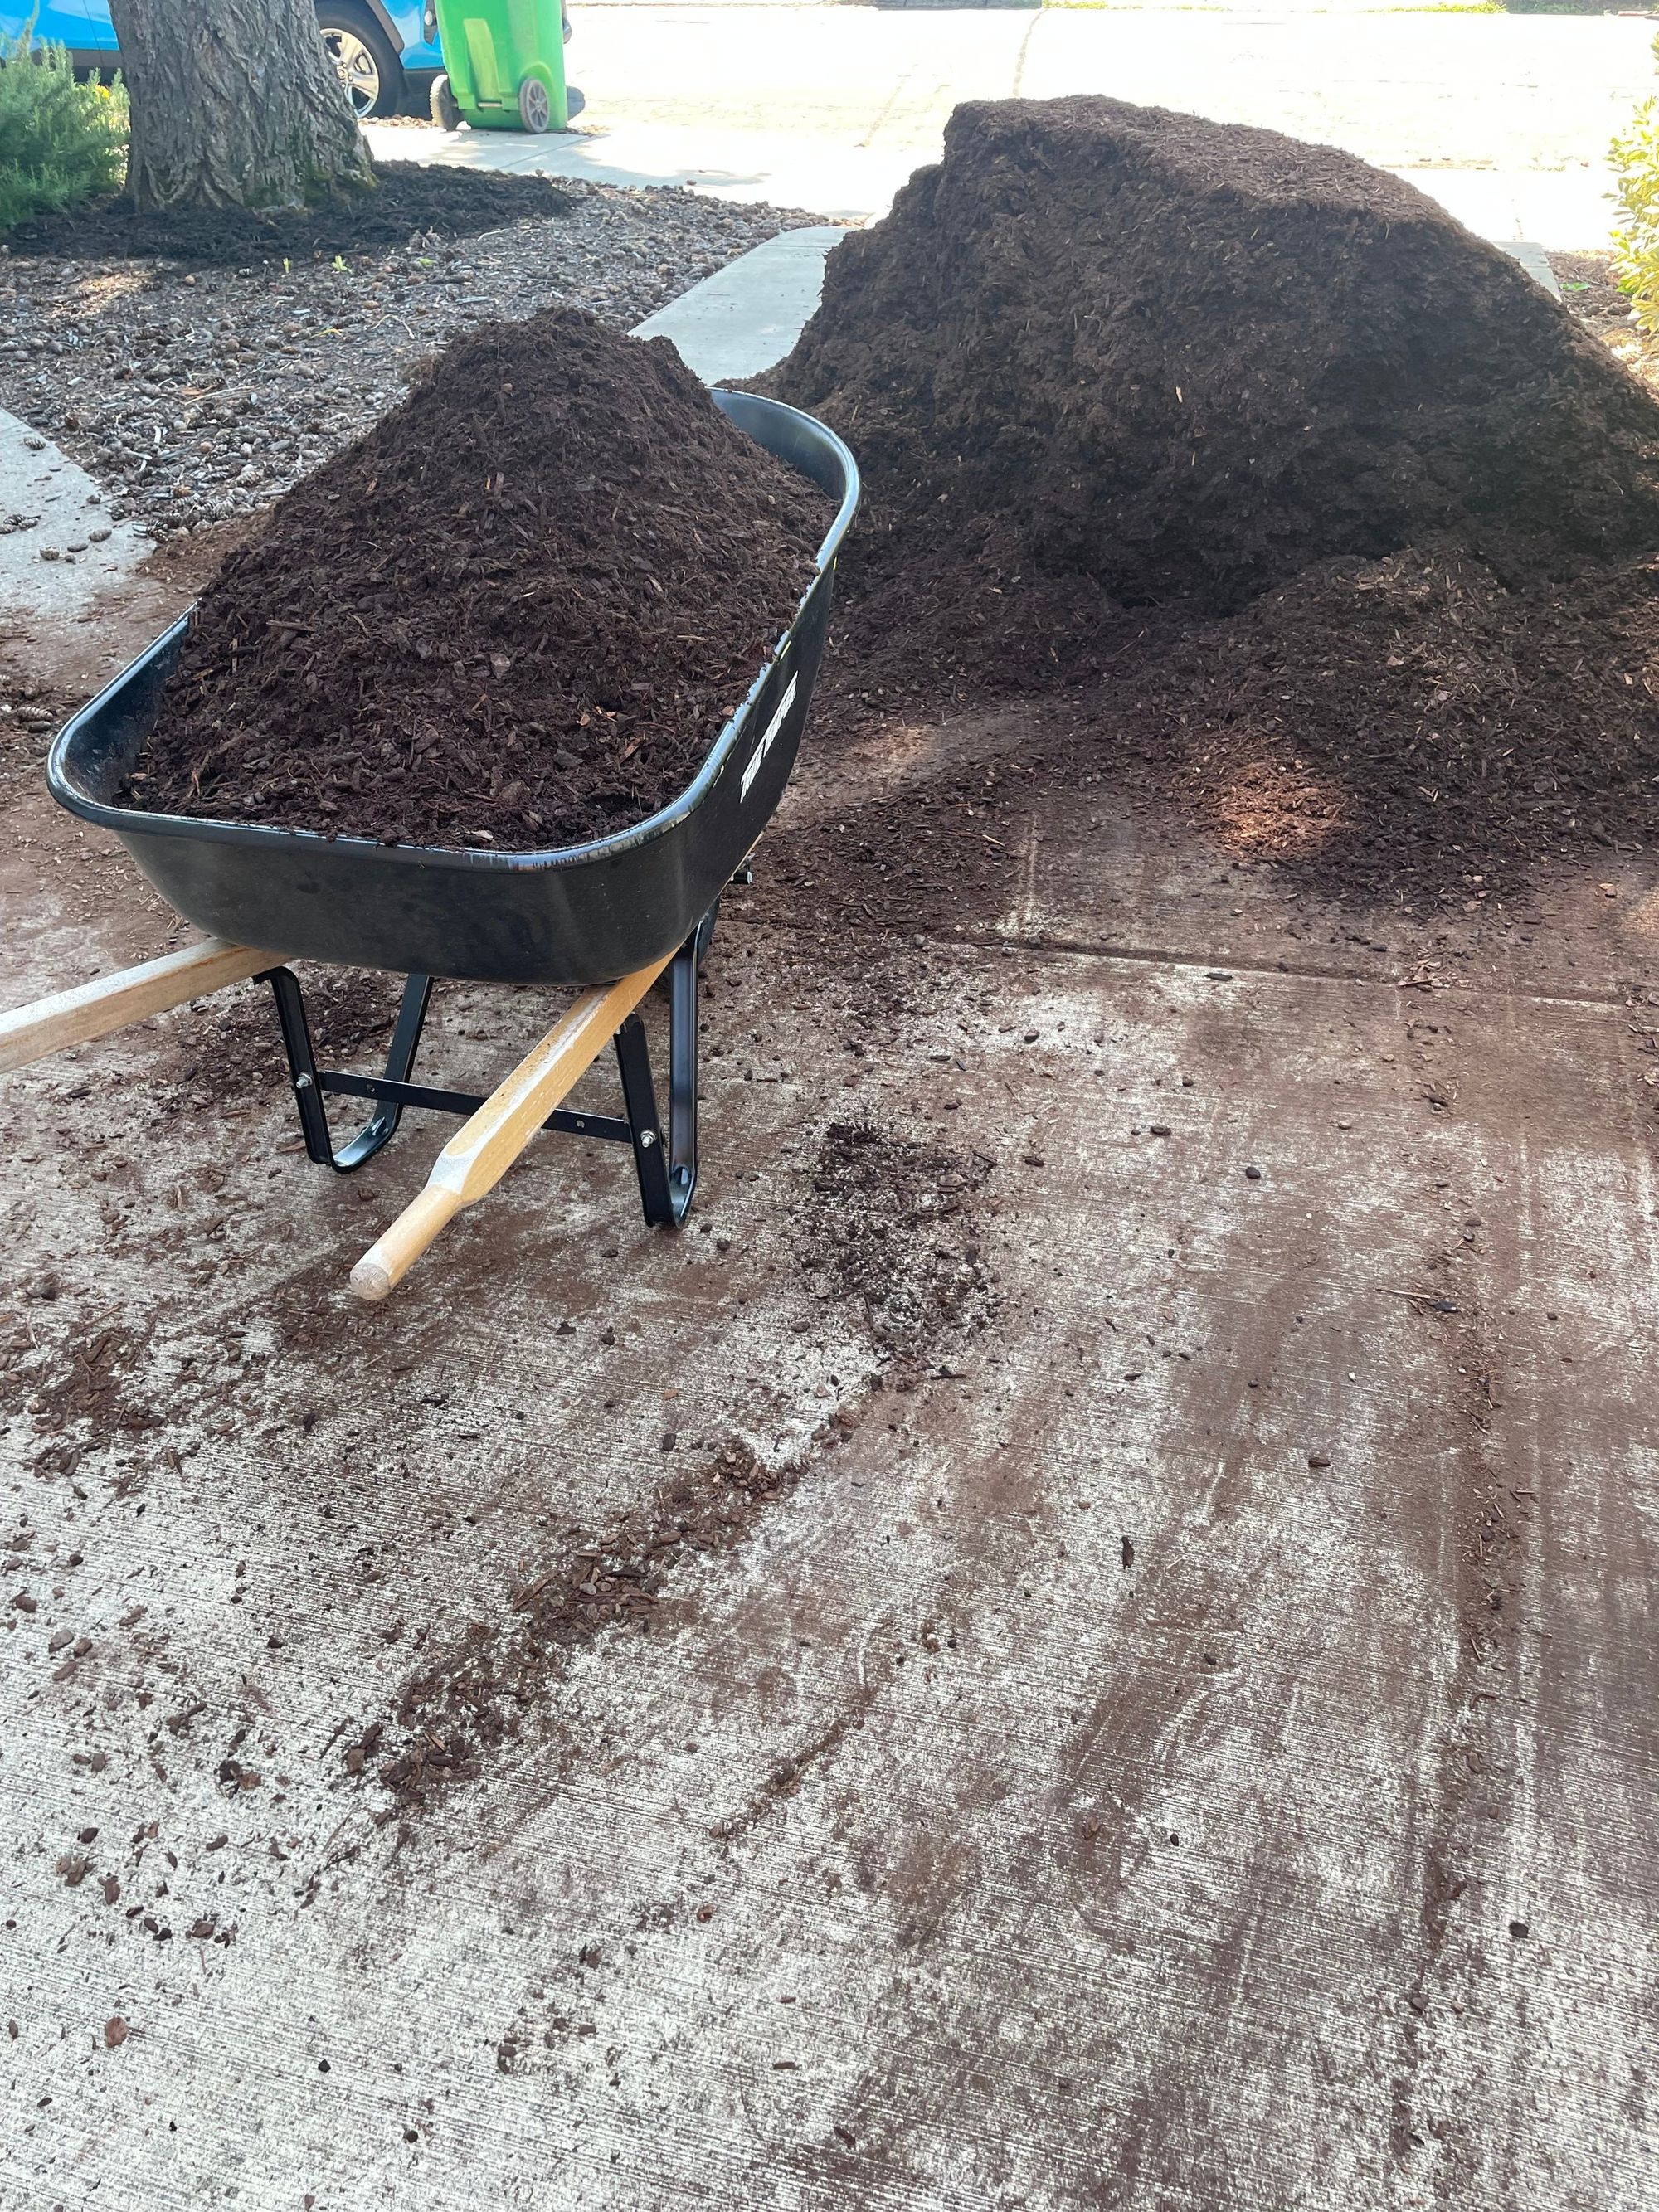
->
367 2 1654 241
1 581 1657 2207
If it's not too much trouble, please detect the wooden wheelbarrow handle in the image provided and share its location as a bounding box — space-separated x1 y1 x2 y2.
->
0 938 275 1076
349 953 673 1302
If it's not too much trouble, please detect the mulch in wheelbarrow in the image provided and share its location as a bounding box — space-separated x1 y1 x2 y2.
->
760 96 1659 907
125 308 829 849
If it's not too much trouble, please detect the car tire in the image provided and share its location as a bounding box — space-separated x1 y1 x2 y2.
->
317 6 401 120
430 71 461 129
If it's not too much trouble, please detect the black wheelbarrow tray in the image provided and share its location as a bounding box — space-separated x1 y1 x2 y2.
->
12 391 859 1300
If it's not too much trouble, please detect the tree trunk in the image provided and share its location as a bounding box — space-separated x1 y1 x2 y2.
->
107 0 374 211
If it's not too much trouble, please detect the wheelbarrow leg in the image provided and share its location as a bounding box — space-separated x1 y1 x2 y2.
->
613 921 702 1228
265 967 434 1174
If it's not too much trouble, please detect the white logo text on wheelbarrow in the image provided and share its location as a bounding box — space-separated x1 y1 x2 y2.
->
740 673 798 803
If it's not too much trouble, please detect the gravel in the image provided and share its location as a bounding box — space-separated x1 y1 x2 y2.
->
0 181 830 540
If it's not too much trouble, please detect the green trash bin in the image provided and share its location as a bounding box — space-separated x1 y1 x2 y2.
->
430 0 568 132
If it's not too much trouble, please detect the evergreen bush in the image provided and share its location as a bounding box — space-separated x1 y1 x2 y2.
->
0 22 126 232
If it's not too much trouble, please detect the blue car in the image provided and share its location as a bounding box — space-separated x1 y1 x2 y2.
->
5 0 443 117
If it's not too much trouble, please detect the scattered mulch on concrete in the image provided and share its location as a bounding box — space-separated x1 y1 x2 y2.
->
157 967 400 1098
763 99 1659 909
0 162 574 265
3 1317 160 1450
124 310 829 850
803 1121 996 1360
371 1434 786 1797
362 1114 995 1804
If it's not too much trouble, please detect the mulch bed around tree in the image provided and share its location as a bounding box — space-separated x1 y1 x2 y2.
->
1 161 574 264
123 309 829 849
759 97 1659 910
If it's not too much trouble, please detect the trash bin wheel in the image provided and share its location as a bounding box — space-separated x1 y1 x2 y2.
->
518 75 552 131
430 71 461 130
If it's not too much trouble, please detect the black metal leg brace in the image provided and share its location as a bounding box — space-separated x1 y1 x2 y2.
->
612 924 701 1226
263 967 434 1174
260 914 708 1226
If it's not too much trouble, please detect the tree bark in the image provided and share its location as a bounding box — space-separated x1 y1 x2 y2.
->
108 0 374 211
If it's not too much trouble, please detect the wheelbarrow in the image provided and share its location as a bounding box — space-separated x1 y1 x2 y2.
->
0 392 859 1302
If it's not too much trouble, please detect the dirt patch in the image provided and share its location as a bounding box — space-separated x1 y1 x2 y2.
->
124 309 829 851
1 162 575 265
800 1121 997 1368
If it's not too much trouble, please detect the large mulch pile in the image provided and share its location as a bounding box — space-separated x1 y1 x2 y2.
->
125 309 828 849
764 98 1659 907
2 162 575 264
1125 547 1659 898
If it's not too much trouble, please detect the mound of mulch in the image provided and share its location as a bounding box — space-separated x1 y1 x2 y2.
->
124 309 828 849
760 98 1659 907
1131 548 1659 898
2 161 574 264
771 100 1659 623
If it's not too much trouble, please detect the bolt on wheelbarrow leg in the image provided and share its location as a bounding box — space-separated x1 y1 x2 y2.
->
615 1012 674 1226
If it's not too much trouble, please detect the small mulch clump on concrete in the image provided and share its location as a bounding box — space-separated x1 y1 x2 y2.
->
125 310 828 850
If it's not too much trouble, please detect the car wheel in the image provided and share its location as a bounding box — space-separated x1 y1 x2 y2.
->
317 7 400 120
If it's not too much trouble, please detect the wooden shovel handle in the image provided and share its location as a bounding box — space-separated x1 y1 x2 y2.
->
348 954 672 1302
0 939 276 1077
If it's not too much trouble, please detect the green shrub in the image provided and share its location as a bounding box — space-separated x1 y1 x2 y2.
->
0 22 126 232
1612 34 1659 333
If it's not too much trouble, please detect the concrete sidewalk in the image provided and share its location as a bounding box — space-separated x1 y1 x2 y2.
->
0 410 146 627
367 2 1647 244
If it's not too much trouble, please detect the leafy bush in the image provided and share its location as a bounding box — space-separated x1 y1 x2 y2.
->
0 23 126 232
1612 35 1659 334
